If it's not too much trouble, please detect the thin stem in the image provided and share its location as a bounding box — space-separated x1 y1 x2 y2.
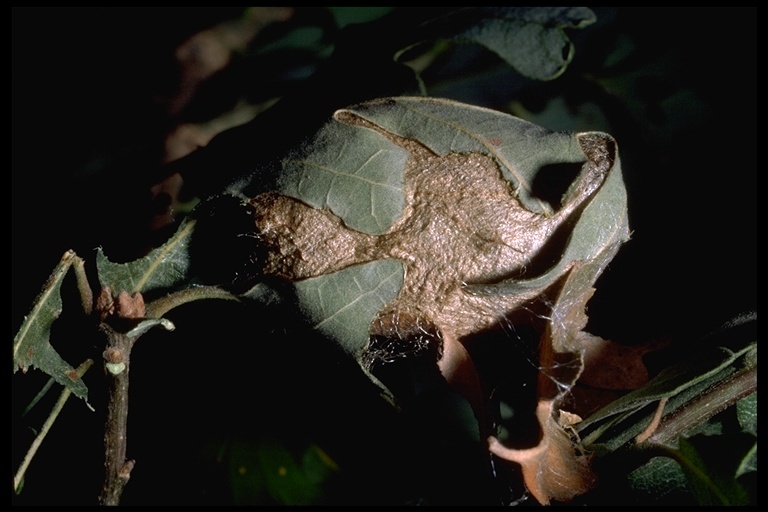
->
13 359 94 494
73 254 94 315
144 285 238 319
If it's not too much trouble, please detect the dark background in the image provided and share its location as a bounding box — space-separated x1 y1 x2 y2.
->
12 7 756 505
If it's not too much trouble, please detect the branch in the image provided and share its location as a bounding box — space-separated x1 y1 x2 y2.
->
644 366 757 447
99 324 136 506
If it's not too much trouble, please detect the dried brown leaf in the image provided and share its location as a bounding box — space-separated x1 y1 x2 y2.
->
489 400 596 505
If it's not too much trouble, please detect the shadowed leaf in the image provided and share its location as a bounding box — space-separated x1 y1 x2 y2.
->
449 7 596 80
676 435 752 505
12 251 89 400
228 438 339 505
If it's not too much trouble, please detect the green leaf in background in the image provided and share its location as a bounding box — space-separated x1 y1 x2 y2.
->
12 250 89 401
96 218 196 295
675 434 753 505
737 391 757 436
625 424 756 506
301 443 341 488
328 7 394 29
607 394 757 506
627 455 692 505
736 392 757 477
450 7 596 81
278 120 409 234
228 438 339 505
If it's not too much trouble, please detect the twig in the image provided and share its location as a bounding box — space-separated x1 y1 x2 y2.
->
13 359 94 494
96 285 222 504
144 285 238 319
99 324 136 506
645 366 757 447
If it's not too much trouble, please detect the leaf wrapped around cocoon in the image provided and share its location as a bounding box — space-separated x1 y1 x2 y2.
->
232 96 629 504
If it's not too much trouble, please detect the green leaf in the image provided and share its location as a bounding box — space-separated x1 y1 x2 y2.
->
399 7 594 82
328 7 394 29
625 430 757 506
96 217 196 294
301 444 340 487
278 120 409 234
676 435 752 505
451 7 596 80
254 441 320 506
12 250 89 401
735 439 757 478
292 259 405 359
228 440 268 505
627 456 691 505
228 439 338 505
737 392 757 436
735 392 757 478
